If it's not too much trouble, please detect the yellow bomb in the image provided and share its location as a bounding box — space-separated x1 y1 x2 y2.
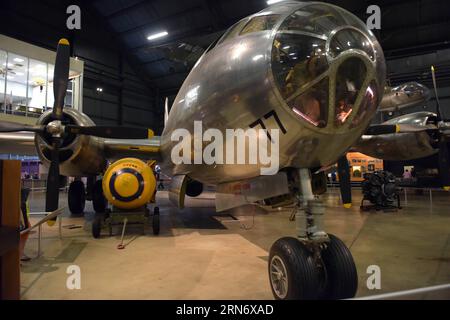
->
103 158 156 210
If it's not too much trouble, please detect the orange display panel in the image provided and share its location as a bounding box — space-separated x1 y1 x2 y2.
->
338 152 383 182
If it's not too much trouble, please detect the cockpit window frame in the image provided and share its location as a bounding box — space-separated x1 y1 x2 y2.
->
204 34 223 55
239 14 282 36
216 18 249 47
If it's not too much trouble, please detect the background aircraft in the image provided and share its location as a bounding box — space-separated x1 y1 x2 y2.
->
379 81 430 112
1 1 449 300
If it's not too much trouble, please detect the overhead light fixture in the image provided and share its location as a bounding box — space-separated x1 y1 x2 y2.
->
96 87 103 92
147 31 168 41
267 0 285 5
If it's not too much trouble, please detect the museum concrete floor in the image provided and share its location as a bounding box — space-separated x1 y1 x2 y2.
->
20 188 450 300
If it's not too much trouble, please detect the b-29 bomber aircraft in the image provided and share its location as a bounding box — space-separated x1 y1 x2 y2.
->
1 1 450 300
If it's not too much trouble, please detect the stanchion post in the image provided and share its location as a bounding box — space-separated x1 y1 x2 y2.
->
429 189 433 211
58 216 62 240
37 224 42 258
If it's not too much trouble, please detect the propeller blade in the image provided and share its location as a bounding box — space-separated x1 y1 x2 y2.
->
164 97 169 127
431 66 443 121
52 39 71 120
366 124 436 135
438 140 450 190
337 155 352 208
366 124 398 135
45 139 61 225
66 125 154 139
0 120 44 133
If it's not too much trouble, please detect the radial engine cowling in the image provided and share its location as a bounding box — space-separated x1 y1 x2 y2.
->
35 108 107 177
102 158 157 210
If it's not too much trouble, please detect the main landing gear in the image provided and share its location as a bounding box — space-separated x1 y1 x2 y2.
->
92 179 107 213
68 180 86 214
268 169 358 300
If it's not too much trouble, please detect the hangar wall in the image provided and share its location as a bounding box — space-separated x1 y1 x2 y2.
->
0 0 163 133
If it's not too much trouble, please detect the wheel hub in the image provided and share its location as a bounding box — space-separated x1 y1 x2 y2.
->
47 120 64 137
270 255 288 299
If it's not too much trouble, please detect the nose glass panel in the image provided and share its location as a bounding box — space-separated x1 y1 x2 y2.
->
335 57 367 126
272 34 328 101
350 81 379 128
278 4 366 36
271 3 382 130
329 29 375 61
291 77 329 128
240 14 281 35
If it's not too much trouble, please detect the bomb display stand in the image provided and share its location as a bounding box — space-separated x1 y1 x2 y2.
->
0 160 21 300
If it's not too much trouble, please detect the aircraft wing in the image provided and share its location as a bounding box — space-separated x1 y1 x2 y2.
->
102 137 162 162
351 112 440 161
351 131 438 161
0 132 162 162
0 132 37 156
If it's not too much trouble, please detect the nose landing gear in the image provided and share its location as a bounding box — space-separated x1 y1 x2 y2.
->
268 169 358 300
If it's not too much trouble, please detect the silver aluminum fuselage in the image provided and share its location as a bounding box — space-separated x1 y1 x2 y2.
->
160 1 386 185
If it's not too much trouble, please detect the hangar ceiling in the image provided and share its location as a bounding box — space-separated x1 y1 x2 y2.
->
88 0 450 94
1 0 449 127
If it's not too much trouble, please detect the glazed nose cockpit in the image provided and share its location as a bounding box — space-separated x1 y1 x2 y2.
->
271 3 386 131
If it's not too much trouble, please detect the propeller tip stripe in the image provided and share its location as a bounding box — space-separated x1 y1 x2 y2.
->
47 220 56 226
58 38 70 46
343 203 352 209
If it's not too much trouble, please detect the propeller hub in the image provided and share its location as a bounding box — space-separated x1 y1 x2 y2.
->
47 120 64 138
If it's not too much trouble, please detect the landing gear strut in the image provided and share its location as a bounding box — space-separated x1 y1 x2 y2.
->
68 180 85 214
268 169 358 300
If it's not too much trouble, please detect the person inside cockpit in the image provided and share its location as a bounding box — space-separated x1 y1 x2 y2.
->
335 75 357 125
336 98 352 124
284 47 325 98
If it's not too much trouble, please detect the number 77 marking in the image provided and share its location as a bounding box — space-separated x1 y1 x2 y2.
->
249 110 287 142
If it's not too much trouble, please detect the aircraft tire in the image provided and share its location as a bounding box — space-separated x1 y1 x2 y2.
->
269 237 320 300
152 207 160 235
321 234 358 299
92 179 107 213
92 214 102 239
68 180 85 214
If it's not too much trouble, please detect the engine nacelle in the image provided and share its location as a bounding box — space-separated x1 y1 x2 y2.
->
102 158 156 210
35 108 107 177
